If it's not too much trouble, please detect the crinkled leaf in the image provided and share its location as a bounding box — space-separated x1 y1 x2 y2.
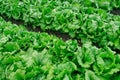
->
4 42 20 52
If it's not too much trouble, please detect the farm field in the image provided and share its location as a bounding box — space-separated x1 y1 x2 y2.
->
0 0 120 80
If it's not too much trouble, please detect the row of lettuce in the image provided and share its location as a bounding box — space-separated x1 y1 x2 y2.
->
0 0 120 51
82 0 120 11
0 16 120 79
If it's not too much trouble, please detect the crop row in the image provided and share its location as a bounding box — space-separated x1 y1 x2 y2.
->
0 17 120 80
0 0 120 51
